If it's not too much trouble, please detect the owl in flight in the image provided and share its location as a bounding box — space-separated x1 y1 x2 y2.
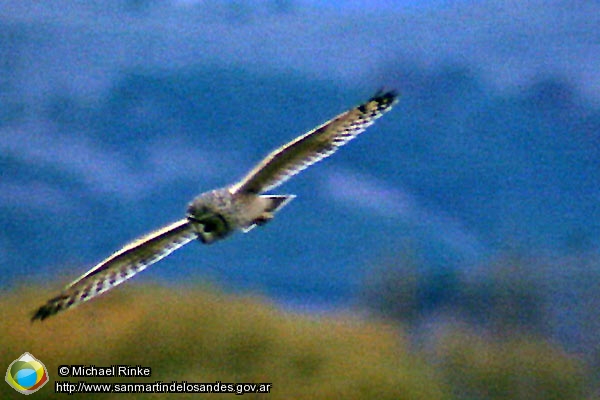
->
32 90 398 321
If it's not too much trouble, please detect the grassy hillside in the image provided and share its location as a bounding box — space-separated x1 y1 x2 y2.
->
1 285 588 399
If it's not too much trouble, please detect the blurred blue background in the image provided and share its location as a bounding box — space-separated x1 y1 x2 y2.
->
1 0 599 365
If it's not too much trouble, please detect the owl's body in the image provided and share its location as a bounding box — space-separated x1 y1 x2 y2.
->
32 90 397 321
187 188 294 244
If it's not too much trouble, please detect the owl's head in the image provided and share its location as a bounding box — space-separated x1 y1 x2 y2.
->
187 193 232 244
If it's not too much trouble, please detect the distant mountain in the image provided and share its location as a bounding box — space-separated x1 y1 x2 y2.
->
2 64 599 302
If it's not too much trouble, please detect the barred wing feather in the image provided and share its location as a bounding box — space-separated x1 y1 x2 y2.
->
32 219 196 321
230 91 398 195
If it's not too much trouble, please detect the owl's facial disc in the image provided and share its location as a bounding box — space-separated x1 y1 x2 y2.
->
187 208 230 244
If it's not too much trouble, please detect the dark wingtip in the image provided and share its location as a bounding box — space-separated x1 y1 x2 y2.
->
31 294 68 322
31 305 53 322
370 88 399 105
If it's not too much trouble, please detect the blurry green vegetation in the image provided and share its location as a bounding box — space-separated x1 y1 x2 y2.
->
1 283 590 399
361 251 598 398
4 285 441 399
433 328 587 400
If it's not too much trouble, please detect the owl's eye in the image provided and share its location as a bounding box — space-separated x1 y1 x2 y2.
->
200 214 228 235
202 218 219 233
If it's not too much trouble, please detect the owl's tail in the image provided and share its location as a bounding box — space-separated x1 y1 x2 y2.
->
242 195 295 232
263 195 295 214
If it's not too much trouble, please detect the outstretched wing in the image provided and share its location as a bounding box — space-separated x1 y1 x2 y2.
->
230 90 398 195
32 219 197 321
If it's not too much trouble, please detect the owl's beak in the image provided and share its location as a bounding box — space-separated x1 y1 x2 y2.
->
188 220 213 244
187 214 228 245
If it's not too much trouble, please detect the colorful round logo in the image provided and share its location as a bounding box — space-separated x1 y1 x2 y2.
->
5 352 49 395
